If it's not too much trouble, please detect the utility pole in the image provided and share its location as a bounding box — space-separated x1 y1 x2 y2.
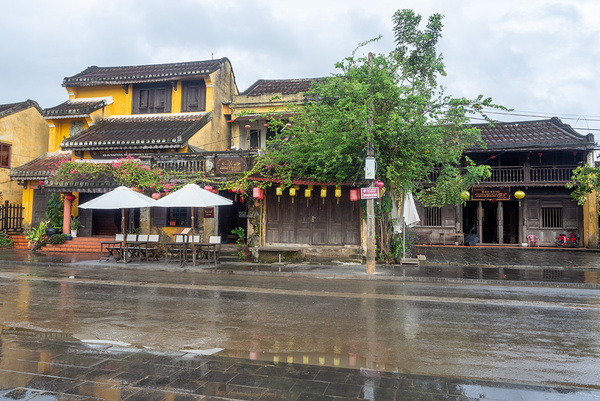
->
365 52 376 274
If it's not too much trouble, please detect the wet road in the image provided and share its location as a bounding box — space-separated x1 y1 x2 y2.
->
0 263 599 391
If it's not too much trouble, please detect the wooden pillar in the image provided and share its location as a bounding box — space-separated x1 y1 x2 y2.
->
62 193 75 234
583 190 598 249
477 201 483 241
497 201 504 244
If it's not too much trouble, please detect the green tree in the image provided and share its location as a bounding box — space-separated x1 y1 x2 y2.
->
249 9 502 203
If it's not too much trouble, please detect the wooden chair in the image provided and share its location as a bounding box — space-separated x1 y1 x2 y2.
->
142 235 160 262
203 236 222 265
165 235 186 264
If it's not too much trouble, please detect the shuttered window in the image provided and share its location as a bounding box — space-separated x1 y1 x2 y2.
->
0 143 11 168
181 80 206 112
132 84 172 114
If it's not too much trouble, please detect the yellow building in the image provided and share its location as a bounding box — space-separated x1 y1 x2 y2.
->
0 100 48 227
11 59 239 235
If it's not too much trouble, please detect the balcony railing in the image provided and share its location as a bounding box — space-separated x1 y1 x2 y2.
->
427 165 578 185
150 151 256 175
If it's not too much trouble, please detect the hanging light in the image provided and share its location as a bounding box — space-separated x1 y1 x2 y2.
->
204 185 213 192
461 191 470 201
253 187 264 200
289 186 296 203
350 189 360 202
276 186 284 202
245 124 251 129
320 186 327 204
514 190 525 206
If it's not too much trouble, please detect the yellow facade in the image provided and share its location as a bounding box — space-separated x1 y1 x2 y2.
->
0 105 48 204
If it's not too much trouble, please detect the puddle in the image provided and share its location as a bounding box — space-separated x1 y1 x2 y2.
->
402 265 600 284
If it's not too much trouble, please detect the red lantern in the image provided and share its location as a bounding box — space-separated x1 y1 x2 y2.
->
212 189 218 194
64 193 76 202
204 185 213 192
152 193 161 200
253 187 264 200
350 189 360 202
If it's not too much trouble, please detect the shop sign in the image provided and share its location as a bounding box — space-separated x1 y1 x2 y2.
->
204 208 215 218
360 187 380 199
215 157 247 174
471 187 511 201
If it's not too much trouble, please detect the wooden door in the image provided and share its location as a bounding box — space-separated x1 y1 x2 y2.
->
32 189 50 226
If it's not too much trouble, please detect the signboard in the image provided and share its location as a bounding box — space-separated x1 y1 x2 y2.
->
471 187 511 201
215 157 247 174
360 187 380 199
204 208 215 218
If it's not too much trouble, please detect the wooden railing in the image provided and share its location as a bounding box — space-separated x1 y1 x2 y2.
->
153 155 206 173
426 165 578 185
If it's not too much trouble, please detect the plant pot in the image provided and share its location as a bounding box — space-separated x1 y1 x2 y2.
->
71 230 78 238
45 228 58 238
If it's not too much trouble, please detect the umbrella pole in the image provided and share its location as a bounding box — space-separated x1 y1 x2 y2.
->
191 207 195 266
402 193 406 260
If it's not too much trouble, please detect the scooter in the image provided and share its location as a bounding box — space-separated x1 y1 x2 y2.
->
555 231 579 247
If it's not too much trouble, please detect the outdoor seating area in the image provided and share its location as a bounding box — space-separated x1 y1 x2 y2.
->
99 233 220 266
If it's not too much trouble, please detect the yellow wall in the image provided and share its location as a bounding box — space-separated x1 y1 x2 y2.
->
69 86 130 115
0 107 48 204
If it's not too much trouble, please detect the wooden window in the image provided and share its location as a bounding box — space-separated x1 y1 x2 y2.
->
181 80 206 112
250 129 260 149
69 120 85 137
423 207 442 226
0 143 11 168
132 84 172 114
542 207 562 228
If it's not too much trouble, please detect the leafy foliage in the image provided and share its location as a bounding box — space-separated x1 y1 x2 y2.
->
45 193 64 229
566 165 598 206
246 9 502 204
49 155 177 195
25 220 49 248
0 231 13 248
47 234 66 245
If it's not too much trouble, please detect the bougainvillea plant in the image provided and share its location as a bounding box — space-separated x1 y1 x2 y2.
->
48 155 177 195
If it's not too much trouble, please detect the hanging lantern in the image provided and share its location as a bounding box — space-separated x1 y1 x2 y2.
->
350 189 360 202
253 187 264 200
64 193 76 202
151 193 161 200
514 190 525 207
335 186 342 204
460 190 470 201
204 185 213 192
289 186 296 203
320 186 327 204
245 124 251 129
212 189 219 194
276 186 283 202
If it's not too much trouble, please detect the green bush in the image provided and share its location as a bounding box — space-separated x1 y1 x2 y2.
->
0 232 13 248
47 234 66 245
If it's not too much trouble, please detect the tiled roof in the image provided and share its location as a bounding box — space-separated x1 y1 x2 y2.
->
63 58 229 87
43 97 112 119
470 117 596 151
9 150 71 181
0 100 42 119
241 78 322 96
61 112 212 151
45 174 119 194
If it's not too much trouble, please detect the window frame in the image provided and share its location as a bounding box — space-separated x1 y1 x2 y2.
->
423 206 442 227
181 80 206 112
0 143 11 169
132 83 172 114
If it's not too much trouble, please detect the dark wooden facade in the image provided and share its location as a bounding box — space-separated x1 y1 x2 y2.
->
264 186 361 246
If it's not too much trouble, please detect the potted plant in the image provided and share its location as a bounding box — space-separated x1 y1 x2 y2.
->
44 193 64 237
231 227 250 261
25 220 49 251
70 216 83 237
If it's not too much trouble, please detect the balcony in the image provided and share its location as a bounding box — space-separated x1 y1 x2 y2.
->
427 165 578 185
149 151 256 175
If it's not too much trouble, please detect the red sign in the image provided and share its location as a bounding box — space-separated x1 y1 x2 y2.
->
360 187 380 199
204 208 215 218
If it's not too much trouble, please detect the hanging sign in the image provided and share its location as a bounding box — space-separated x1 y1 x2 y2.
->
471 187 510 201
215 157 247 174
204 208 214 218
360 187 380 199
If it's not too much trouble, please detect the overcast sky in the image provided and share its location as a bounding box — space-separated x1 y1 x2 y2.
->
3 0 599 138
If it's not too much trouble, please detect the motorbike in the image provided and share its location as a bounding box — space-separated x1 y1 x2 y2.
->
555 230 580 247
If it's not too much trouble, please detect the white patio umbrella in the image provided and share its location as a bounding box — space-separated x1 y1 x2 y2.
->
153 183 233 230
391 191 420 259
78 186 156 234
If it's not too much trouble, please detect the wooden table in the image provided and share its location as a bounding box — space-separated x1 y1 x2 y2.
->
440 232 464 246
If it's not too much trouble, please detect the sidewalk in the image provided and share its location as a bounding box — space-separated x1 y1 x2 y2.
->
1 246 600 400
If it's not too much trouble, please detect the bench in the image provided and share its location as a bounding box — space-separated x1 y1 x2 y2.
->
255 247 305 263
416 230 432 245
439 232 464 246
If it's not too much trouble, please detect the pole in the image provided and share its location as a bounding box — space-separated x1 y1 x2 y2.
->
365 52 376 274
402 192 406 260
